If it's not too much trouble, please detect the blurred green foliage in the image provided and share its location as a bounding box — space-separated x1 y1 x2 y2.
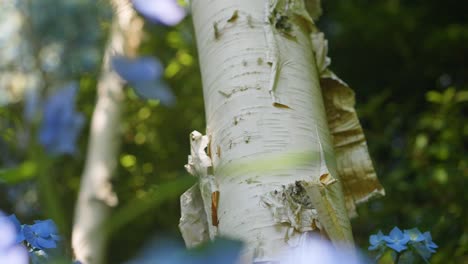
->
0 0 466 263
318 1 467 263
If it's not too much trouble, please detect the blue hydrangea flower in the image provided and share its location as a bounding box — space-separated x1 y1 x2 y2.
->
132 0 186 26
112 56 175 105
0 212 29 264
404 228 425 243
383 227 410 252
368 230 386 250
38 83 85 155
23 219 61 250
422 231 438 253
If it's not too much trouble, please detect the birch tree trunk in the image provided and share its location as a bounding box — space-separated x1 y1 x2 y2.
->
180 0 384 262
72 1 143 263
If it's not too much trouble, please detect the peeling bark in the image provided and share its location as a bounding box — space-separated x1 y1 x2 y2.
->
180 0 383 262
71 1 143 263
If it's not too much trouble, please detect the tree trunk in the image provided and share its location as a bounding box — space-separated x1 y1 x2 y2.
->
179 0 384 262
72 1 143 263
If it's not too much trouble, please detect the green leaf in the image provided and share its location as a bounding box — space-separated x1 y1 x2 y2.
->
0 161 37 184
103 176 196 236
455 90 468 102
426 91 442 104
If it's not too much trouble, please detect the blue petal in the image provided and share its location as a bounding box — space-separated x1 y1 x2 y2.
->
369 230 384 245
50 234 61 242
368 244 381 251
23 225 40 249
132 81 175 106
132 0 186 26
412 242 434 260
23 223 58 250
112 56 162 83
31 219 58 237
383 236 394 244
386 242 408 253
422 232 438 250
53 111 85 154
39 86 74 134
35 236 57 249
38 83 84 155
404 228 424 243
388 227 404 240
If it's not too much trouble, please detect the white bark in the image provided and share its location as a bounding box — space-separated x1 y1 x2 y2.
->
72 1 143 263
182 0 348 261
180 0 384 262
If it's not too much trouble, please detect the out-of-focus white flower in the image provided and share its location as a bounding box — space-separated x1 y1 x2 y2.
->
278 232 367 264
0 211 29 264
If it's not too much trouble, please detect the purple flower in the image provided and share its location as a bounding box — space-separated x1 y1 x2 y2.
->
383 227 410 252
23 219 60 250
0 212 29 264
132 0 186 26
38 83 85 155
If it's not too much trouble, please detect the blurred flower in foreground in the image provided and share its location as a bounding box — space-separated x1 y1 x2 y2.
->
0 212 29 264
112 55 175 106
132 0 186 26
38 82 85 155
7 214 25 244
277 232 365 264
126 236 242 264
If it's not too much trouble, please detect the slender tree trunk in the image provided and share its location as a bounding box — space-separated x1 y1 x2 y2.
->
180 0 384 262
72 1 143 263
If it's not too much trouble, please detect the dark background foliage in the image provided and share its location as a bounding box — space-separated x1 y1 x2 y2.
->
0 0 466 263
318 1 467 263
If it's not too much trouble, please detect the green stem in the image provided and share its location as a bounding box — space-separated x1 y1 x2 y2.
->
394 252 401 264
34 145 67 238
